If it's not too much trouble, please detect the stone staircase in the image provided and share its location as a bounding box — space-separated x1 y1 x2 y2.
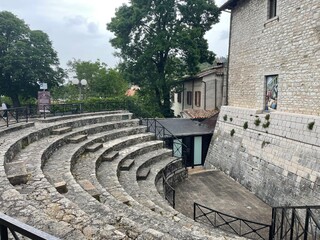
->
0 111 242 239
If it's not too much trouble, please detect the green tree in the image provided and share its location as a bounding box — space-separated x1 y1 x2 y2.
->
0 11 64 107
66 59 128 98
108 0 220 117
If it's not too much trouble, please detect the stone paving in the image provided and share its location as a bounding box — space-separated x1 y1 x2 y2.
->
0 112 246 239
175 170 272 224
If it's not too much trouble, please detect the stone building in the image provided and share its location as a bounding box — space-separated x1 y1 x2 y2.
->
172 63 227 118
205 0 320 207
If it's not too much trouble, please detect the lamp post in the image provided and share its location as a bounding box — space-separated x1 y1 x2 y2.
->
72 78 87 100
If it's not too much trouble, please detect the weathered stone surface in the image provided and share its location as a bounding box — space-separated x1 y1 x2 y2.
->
120 159 135 171
85 143 103 152
68 134 87 143
54 181 68 194
78 179 101 201
5 161 30 185
137 168 150 181
103 151 119 161
51 126 72 135
205 106 320 207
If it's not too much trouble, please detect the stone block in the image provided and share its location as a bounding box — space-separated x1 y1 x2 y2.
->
86 143 103 152
68 134 87 143
137 168 150 181
6 161 30 185
103 151 119 161
120 159 135 171
78 179 100 201
54 181 68 194
51 127 72 135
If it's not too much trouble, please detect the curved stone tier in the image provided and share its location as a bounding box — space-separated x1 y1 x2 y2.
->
0 112 242 239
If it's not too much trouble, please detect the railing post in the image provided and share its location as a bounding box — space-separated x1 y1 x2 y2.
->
172 189 175 209
304 208 310 240
43 105 46 119
280 208 285 239
0 225 8 240
290 209 295 240
5 110 8 127
269 207 276 240
154 119 157 139
194 202 196 220
26 106 29 123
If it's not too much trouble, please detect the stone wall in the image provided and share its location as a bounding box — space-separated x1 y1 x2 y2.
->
205 106 320 207
228 0 320 115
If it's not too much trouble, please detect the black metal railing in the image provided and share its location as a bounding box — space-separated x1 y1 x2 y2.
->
270 205 320 240
162 158 187 208
0 107 29 128
194 202 271 240
0 101 128 127
0 213 59 240
140 118 189 209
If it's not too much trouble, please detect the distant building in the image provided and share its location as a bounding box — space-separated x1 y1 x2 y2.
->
125 85 140 97
172 63 227 119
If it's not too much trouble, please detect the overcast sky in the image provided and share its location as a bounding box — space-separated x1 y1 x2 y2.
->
0 0 230 69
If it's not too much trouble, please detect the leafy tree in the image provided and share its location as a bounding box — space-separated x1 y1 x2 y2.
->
0 11 64 107
66 59 128 98
108 0 220 117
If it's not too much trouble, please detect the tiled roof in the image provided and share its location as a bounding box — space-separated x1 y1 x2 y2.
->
182 109 219 119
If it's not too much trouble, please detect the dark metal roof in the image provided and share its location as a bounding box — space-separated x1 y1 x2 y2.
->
220 0 239 10
155 118 213 137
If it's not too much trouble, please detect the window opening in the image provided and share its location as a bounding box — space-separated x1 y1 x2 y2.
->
187 91 192 105
195 91 201 107
268 0 277 19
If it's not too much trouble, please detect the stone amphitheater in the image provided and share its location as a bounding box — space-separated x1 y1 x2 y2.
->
0 111 242 239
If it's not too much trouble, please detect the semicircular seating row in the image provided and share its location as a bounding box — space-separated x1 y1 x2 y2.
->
0 111 239 240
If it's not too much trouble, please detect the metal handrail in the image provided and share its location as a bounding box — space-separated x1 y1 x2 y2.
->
0 213 59 240
194 202 271 240
270 205 320 240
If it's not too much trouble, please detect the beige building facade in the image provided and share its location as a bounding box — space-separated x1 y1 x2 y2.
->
172 64 227 118
205 0 320 207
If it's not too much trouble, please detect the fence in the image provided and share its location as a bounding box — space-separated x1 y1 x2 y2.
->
0 213 58 240
270 205 320 240
194 202 271 240
0 101 127 128
140 118 188 209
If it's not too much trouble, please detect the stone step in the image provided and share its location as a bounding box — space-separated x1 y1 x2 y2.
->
54 181 68 194
102 151 119 161
5 161 30 185
137 168 151 181
86 143 103 152
120 159 135 171
68 134 87 143
78 179 101 201
51 126 72 135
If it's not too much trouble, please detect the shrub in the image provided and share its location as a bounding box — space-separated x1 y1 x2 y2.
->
308 121 315 130
243 121 248 129
254 118 261 126
265 114 270 121
223 114 228 121
230 129 235 136
262 121 270 128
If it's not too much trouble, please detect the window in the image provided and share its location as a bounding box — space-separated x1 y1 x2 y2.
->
195 91 201 107
187 91 192 105
265 75 278 110
177 92 182 103
268 0 277 19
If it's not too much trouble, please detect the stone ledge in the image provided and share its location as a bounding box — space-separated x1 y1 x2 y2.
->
5 161 30 185
51 126 72 135
68 134 87 143
86 143 103 152
78 179 101 201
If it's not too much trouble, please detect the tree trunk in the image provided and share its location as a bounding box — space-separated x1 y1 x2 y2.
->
10 93 21 107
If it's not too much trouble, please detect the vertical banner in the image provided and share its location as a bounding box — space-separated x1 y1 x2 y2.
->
38 91 51 112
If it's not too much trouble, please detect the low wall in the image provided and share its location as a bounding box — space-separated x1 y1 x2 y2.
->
205 106 320 207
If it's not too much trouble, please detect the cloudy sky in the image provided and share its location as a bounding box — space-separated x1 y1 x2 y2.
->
0 0 230 69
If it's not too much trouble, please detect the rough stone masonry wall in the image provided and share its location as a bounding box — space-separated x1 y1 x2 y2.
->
228 0 320 115
205 106 320 207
